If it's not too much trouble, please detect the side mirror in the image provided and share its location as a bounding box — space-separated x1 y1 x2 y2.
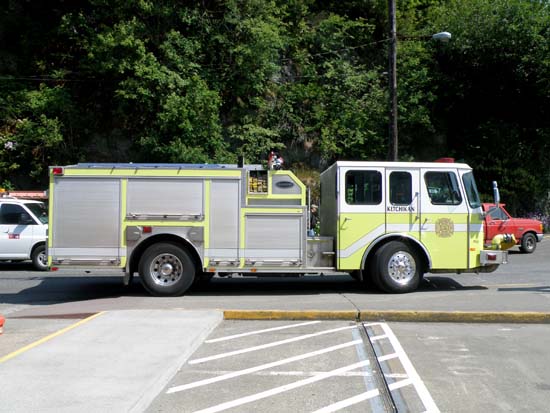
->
492 181 500 205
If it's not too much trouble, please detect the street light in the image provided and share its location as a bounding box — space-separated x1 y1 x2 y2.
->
388 0 451 161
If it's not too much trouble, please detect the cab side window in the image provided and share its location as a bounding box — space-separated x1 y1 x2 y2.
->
390 172 412 205
0 204 27 225
489 207 508 220
345 170 382 205
424 172 462 205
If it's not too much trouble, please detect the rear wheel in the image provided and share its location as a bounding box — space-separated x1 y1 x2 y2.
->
372 241 422 293
31 245 48 271
519 233 537 253
138 243 196 296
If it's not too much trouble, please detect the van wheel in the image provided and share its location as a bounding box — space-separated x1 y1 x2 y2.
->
519 233 537 253
372 241 421 293
139 243 196 296
31 245 48 271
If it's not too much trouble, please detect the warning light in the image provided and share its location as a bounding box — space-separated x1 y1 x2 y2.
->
52 167 64 175
142 226 152 233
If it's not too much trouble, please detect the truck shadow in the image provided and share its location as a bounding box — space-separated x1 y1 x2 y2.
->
0 268 487 309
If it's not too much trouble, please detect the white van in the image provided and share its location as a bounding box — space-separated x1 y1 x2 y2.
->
0 197 48 270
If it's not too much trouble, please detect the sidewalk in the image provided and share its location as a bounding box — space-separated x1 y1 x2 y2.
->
0 310 222 413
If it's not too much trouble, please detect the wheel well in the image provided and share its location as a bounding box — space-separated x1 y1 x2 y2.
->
521 231 536 239
31 241 45 256
362 236 429 277
129 234 202 276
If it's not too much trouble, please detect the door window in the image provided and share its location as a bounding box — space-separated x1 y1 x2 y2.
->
345 170 382 205
488 207 508 220
0 204 31 225
424 172 462 205
389 172 412 205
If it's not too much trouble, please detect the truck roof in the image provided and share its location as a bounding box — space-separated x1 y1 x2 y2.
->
332 160 472 169
58 163 264 170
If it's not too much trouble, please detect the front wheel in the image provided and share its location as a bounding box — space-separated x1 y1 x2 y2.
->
138 243 196 296
519 233 537 254
31 245 48 271
372 241 422 293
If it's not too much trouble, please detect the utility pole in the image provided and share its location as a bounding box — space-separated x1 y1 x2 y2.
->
388 0 398 161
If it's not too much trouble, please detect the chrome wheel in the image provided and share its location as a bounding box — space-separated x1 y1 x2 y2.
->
149 253 184 287
387 251 416 285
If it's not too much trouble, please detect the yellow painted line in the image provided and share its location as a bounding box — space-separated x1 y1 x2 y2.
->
224 310 359 321
224 309 550 324
0 312 105 364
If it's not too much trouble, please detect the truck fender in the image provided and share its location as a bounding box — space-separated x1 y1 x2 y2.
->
360 233 432 273
128 232 203 276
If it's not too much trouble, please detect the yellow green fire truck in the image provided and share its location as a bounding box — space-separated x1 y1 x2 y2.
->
47 160 509 296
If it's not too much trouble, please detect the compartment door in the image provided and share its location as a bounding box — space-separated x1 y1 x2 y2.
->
50 178 121 265
208 179 240 265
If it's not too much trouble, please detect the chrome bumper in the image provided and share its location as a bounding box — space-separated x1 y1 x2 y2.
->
536 233 544 242
480 250 508 265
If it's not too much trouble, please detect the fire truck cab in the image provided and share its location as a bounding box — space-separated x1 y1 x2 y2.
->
48 160 509 296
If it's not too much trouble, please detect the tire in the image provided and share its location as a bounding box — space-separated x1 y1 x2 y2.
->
138 243 196 296
519 233 537 254
31 245 48 271
372 241 422 293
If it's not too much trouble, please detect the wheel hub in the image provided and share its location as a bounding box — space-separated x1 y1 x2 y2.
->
150 254 183 287
387 251 416 285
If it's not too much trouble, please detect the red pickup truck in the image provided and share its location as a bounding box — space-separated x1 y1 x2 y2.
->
482 203 544 253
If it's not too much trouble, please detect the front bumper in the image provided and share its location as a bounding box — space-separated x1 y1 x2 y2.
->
480 250 508 265
536 233 544 242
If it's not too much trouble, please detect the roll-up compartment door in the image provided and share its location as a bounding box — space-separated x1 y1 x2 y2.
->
51 178 121 264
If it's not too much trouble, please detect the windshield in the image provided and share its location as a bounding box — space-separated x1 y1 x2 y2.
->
462 172 481 209
25 202 48 224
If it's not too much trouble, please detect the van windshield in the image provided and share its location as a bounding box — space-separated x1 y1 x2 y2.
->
462 172 481 209
25 202 48 224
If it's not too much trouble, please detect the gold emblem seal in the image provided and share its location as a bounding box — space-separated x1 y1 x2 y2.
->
435 218 454 238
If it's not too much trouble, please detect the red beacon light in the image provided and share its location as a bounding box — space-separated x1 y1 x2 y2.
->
434 157 455 163
52 167 64 175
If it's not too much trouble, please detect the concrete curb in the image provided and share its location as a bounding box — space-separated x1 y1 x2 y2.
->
223 309 550 324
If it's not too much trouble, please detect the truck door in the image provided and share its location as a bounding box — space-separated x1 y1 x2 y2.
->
385 168 421 240
337 166 385 270
420 168 469 269
0 203 36 259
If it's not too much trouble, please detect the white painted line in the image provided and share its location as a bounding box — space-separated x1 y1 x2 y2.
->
189 325 357 364
183 369 373 378
377 353 398 362
192 360 371 413
168 339 363 393
388 378 414 391
379 323 440 413
310 389 380 413
205 321 322 343
369 334 388 342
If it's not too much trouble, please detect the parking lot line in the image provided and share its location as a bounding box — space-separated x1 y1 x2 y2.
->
192 360 371 413
205 320 321 343
167 339 362 394
189 324 357 365
0 312 104 364
380 323 440 413
311 389 381 413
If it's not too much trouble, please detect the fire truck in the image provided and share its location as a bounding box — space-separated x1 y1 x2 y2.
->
47 160 510 296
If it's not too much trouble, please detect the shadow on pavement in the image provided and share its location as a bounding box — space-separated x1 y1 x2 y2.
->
0 265 488 309
498 285 550 293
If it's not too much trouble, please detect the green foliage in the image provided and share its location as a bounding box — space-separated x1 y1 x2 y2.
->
0 0 548 216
